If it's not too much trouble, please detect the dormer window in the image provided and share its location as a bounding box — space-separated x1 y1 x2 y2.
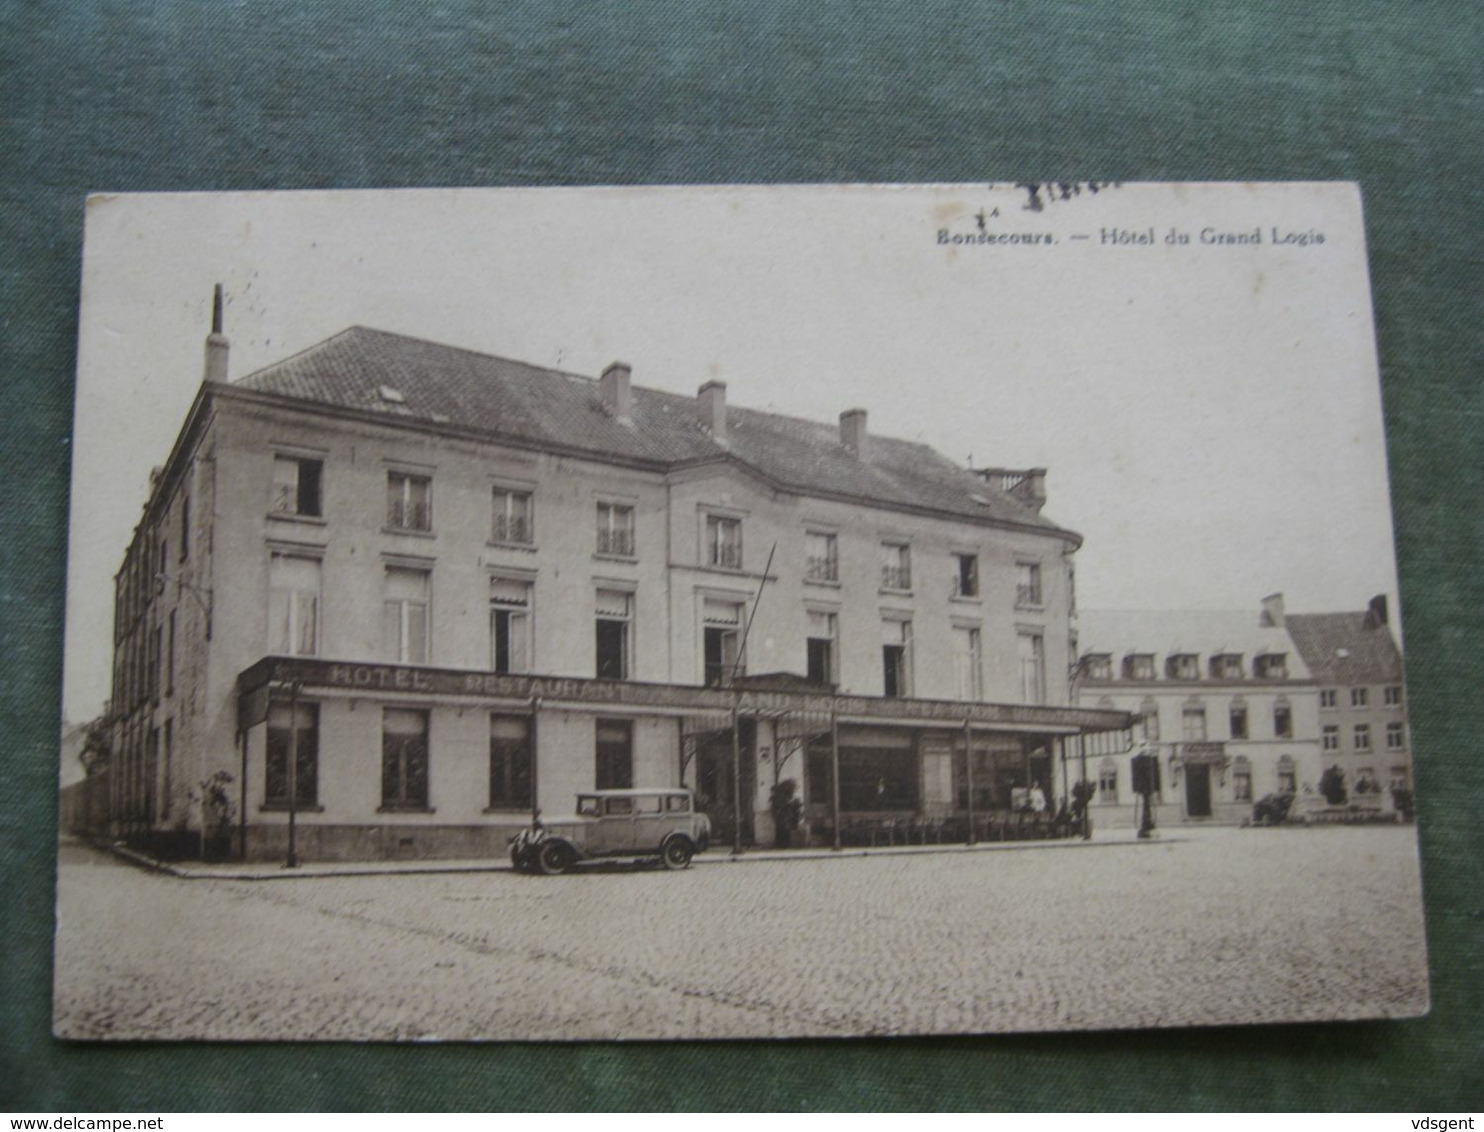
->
1166 653 1200 681
1124 653 1156 681
1254 653 1288 680
1210 653 1244 680
1081 653 1112 681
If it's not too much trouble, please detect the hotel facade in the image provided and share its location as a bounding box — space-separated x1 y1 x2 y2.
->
1075 594 1411 827
80 304 1131 861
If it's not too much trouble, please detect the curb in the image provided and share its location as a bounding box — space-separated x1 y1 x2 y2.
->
89 830 1176 881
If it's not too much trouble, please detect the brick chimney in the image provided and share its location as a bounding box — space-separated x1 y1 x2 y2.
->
697 380 727 443
1260 592 1285 628
840 408 868 458
203 283 229 383
1365 593 1389 629
600 361 632 422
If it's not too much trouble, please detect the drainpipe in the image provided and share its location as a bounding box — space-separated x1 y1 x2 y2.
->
964 717 976 845
529 695 541 827
731 700 742 856
830 712 842 852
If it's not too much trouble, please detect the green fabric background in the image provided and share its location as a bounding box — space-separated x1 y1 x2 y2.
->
3 0 1480 1112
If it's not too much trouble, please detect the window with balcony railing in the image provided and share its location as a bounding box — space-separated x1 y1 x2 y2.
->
880 542 911 591
491 488 533 545
1016 562 1043 607
804 531 838 582
596 502 634 557
386 472 431 532
705 514 742 569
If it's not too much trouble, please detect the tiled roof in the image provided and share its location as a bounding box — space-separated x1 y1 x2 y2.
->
1285 612 1403 685
232 327 1072 536
1077 609 1312 679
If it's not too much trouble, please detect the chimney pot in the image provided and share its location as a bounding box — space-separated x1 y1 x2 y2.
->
203 283 229 383
697 380 727 443
1366 593 1389 628
840 408 868 458
1260 592 1286 628
600 361 632 421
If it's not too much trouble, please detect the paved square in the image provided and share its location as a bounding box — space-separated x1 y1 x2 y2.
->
53 825 1429 1039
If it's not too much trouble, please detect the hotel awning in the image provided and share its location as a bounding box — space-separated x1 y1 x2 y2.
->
236 655 1133 736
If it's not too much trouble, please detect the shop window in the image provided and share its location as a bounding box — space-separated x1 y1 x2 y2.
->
489 714 532 809
595 719 633 789
595 589 632 680
381 708 429 810
489 577 531 674
270 552 321 657
596 502 635 557
267 701 319 807
386 471 431 532
383 566 430 664
1098 758 1118 804
492 487 534 545
271 455 322 518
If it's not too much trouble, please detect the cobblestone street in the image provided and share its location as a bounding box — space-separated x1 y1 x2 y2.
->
52 825 1429 1040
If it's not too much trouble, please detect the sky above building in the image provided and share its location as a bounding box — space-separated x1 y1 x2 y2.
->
62 183 1401 726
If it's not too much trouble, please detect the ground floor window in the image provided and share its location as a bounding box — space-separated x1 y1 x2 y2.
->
1277 755 1297 794
839 743 916 811
1098 757 1119 803
489 714 533 809
1232 756 1252 802
596 718 633 789
266 701 319 807
382 708 429 809
806 735 834 807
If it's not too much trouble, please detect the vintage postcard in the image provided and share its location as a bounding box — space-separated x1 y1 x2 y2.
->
54 183 1428 1039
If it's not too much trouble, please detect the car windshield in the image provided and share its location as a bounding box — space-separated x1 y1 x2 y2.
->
577 796 600 817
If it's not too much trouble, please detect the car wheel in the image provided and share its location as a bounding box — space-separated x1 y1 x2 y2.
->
537 841 571 875
661 837 693 870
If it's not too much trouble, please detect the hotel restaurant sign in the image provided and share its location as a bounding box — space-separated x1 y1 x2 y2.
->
237 656 1132 734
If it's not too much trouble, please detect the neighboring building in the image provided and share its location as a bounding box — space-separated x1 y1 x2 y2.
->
92 298 1128 861
1075 595 1323 826
1285 595 1411 801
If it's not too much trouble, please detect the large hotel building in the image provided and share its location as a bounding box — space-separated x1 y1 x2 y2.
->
81 298 1139 861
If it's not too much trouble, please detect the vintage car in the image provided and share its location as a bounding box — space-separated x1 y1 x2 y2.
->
508 788 711 874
